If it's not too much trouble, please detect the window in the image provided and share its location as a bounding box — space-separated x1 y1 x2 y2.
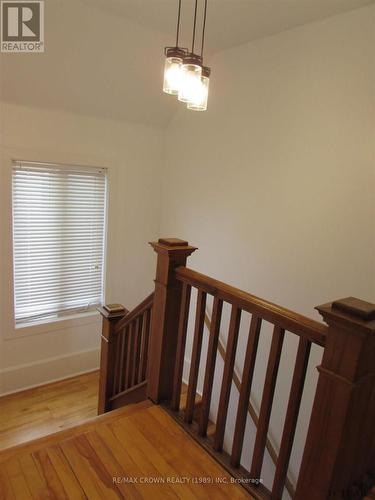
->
12 161 107 326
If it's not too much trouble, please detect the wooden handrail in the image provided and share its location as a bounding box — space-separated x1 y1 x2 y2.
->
176 267 327 347
98 293 154 414
204 312 296 498
114 292 154 333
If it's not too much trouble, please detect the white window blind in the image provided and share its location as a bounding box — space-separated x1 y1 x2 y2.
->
12 161 107 325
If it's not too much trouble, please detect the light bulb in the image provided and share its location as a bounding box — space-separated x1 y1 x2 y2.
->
178 54 203 103
163 48 186 95
187 67 210 111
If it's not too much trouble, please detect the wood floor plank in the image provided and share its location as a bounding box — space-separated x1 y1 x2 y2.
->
32 445 86 499
86 426 165 499
3 457 33 500
60 433 121 499
0 465 16 500
18 453 50 500
44 445 87 499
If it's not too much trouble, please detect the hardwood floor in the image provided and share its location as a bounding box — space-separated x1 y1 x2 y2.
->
0 371 99 450
0 400 250 499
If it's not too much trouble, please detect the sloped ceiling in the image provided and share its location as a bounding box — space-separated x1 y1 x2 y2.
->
1 0 373 128
86 0 375 53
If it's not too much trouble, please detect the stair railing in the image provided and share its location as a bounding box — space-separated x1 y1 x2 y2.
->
203 312 296 498
147 238 375 500
98 292 153 414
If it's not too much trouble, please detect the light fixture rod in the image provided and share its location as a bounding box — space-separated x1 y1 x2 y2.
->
176 0 182 47
201 0 207 57
191 0 198 53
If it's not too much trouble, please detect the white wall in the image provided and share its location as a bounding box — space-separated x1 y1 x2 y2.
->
0 102 162 394
161 5 375 493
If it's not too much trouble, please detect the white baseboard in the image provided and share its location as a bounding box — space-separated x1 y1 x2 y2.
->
0 348 100 396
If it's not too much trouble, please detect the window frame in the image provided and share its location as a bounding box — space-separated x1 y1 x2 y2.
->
10 159 109 331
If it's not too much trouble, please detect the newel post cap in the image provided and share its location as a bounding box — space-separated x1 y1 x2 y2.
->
150 238 197 257
97 304 128 320
316 297 375 336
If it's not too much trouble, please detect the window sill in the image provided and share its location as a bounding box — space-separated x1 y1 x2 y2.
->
5 310 101 340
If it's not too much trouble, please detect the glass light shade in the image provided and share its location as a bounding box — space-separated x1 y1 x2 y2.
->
187 75 209 111
178 63 202 103
163 56 183 95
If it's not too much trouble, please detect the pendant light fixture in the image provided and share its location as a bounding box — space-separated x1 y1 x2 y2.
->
178 0 202 104
163 0 187 95
187 66 210 111
187 0 210 111
163 0 211 112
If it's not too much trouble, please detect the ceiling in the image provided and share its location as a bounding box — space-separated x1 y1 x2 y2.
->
85 0 375 54
1 0 373 128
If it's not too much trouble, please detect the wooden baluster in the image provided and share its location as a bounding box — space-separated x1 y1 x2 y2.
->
214 305 242 452
98 305 127 414
199 298 223 436
231 315 262 467
124 331 131 391
271 337 311 499
141 308 152 381
125 322 135 390
250 325 285 479
148 239 197 403
120 328 127 391
118 329 127 393
131 316 143 386
171 283 192 411
296 298 375 500
138 311 147 384
112 333 121 397
185 290 207 423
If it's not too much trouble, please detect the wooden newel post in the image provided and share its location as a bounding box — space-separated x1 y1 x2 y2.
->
296 297 375 499
97 305 128 414
147 238 197 403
